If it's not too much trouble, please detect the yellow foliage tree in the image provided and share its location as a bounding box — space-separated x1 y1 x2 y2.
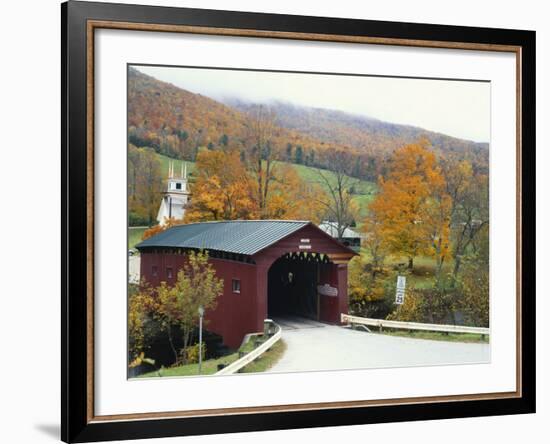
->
361 210 389 277
441 156 489 281
156 251 223 365
369 141 449 270
128 281 157 365
184 150 257 222
425 189 452 286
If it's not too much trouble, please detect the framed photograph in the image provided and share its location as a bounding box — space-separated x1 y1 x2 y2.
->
62 1 535 442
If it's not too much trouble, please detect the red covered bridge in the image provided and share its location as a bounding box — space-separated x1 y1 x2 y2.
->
136 220 357 348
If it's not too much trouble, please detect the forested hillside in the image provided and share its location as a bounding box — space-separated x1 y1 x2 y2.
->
128 67 349 171
128 68 488 183
229 100 489 159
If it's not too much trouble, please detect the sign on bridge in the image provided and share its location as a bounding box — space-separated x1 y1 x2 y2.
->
318 283 338 297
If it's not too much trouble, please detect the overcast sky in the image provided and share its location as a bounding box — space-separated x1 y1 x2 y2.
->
134 65 490 143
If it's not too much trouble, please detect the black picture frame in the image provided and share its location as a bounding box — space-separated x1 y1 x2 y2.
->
62 1 536 442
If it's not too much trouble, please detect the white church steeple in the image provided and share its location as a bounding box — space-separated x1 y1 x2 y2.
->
156 160 191 225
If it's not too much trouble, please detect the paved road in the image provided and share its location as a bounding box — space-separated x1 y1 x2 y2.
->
268 316 490 374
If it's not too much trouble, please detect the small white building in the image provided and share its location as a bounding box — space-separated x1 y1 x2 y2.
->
318 221 365 251
156 161 191 225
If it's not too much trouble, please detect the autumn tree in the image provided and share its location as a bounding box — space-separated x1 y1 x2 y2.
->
361 211 389 278
184 150 256 222
141 217 185 241
244 105 278 218
424 164 452 287
368 142 445 270
426 192 452 287
128 282 159 367
128 144 140 202
454 249 489 327
314 150 358 240
128 144 163 226
156 251 223 364
262 163 327 223
441 156 489 282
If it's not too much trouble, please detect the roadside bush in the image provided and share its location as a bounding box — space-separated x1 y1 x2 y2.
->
453 258 489 327
128 283 162 364
387 287 456 324
348 257 394 318
182 342 207 364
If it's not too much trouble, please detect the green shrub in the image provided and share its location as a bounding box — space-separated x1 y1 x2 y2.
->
183 342 207 364
129 212 150 227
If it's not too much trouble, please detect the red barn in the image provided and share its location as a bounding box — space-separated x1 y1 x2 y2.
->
136 220 357 348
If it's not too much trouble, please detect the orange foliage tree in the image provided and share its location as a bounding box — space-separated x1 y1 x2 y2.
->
368 142 450 270
184 150 256 222
141 217 185 241
184 149 327 224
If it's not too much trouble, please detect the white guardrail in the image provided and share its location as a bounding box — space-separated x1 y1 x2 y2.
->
341 313 490 335
215 322 282 375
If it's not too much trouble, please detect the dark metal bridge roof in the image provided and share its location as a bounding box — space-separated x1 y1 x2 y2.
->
136 220 310 256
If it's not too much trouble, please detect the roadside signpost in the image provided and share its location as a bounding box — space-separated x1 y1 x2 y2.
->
395 276 406 305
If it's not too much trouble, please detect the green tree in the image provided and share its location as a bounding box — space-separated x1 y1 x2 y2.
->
294 145 303 164
218 133 229 147
285 143 293 161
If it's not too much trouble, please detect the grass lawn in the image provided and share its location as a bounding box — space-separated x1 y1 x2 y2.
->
275 161 377 222
156 153 196 178
239 339 287 373
374 329 489 344
128 227 147 250
358 249 453 290
137 336 287 378
398 255 453 290
289 162 375 194
138 352 241 378
351 193 376 221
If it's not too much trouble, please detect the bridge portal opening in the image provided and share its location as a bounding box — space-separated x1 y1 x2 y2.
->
267 252 332 320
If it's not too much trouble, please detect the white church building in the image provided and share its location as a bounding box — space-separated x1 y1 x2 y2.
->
156 160 191 225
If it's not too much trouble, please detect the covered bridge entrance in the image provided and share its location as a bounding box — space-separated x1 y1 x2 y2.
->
137 220 356 348
268 252 333 321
